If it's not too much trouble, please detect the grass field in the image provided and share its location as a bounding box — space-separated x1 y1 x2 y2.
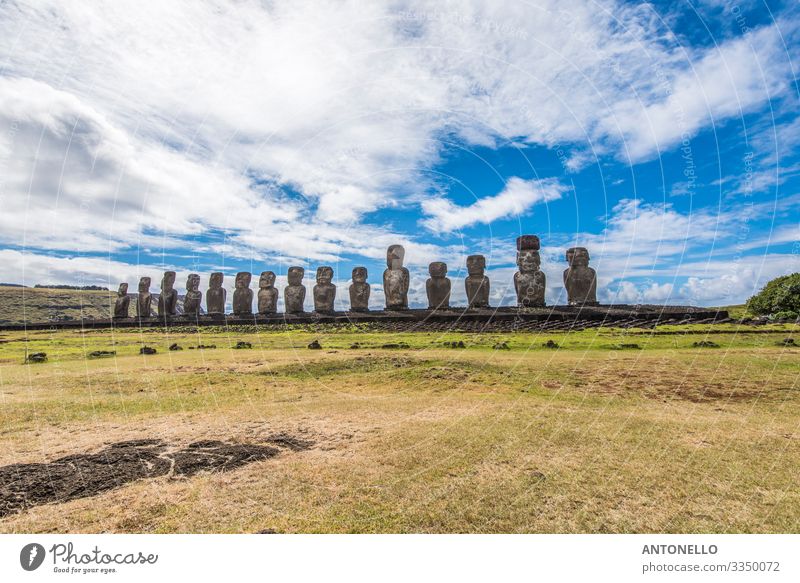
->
0 322 798 533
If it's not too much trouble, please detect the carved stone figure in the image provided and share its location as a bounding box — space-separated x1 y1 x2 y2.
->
313 266 336 313
383 244 410 310
206 272 226 315
284 266 306 314
465 254 490 309
157 271 178 317
232 272 253 315
514 235 546 307
183 274 202 316
257 271 278 315
563 247 598 306
113 283 130 318
136 277 152 318
349 267 370 312
426 262 451 310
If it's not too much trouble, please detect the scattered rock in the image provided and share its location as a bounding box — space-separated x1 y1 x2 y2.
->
25 352 47 363
492 342 510 350
692 341 719 348
543 340 559 349
191 344 217 350
139 346 157 355
779 338 796 346
529 471 547 482
256 529 279 534
443 340 466 348
381 342 410 349
307 340 322 350
88 350 116 359
615 343 641 350
233 341 253 349
349 343 361 349
169 343 183 351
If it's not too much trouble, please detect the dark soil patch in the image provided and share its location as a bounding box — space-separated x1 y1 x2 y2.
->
0 436 311 517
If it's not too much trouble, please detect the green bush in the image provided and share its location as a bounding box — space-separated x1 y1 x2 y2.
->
746 273 800 316
770 310 799 321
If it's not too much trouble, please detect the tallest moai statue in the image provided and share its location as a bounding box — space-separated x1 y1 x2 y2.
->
514 235 546 307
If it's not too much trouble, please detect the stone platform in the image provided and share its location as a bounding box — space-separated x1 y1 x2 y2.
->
0 305 729 332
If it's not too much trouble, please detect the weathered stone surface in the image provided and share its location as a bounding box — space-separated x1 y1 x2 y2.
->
183 274 203 316
206 272 226 315
514 237 546 307
563 247 598 306
113 283 130 318
383 245 409 310
284 266 306 314
232 272 253 315
157 271 178 317
257 271 278 315
136 277 152 318
516 235 540 251
313 266 336 313
426 261 451 310
349 267 370 312
465 254 490 309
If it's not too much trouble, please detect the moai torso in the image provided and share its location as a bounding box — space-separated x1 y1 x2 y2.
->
563 247 598 306
232 272 253 315
383 245 410 310
465 254 490 309
426 262 451 310
136 277 152 318
157 271 178 317
284 267 306 314
184 274 203 316
257 271 278 314
514 236 546 307
313 266 336 313
349 267 370 312
206 272 227 315
113 283 130 318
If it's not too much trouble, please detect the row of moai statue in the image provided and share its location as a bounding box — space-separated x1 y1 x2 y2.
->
112 237 597 318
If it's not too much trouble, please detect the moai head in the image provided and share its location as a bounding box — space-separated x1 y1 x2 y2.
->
352 266 368 283
186 274 200 292
566 247 590 267
138 277 151 293
235 272 251 289
316 266 334 284
259 271 276 288
466 255 486 276
117 283 128 296
209 272 224 289
161 271 176 291
517 249 540 274
516 235 540 251
287 266 304 285
387 245 405 270
428 261 447 278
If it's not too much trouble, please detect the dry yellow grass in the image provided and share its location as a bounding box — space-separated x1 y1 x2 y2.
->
0 326 798 533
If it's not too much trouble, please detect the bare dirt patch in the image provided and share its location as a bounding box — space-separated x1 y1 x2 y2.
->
0 435 312 517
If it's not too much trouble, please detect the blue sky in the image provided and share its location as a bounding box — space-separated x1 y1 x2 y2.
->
0 0 798 309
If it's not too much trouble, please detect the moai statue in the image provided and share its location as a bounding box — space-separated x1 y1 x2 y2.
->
284 266 306 314
232 272 253 315
157 271 178 317
206 272 226 315
426 262 451 310
257 271 278 315
383 244 410 310
313 266 336 313
465 254 490 309
183 274 203 316
136 276 152 318
514 235 546 307
113 283 130 318
349 267 370 312
563 247 598 306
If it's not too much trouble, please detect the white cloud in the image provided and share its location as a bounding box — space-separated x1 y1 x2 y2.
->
420 177 566 233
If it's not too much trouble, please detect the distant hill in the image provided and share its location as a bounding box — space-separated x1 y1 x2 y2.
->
0 285 192 325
